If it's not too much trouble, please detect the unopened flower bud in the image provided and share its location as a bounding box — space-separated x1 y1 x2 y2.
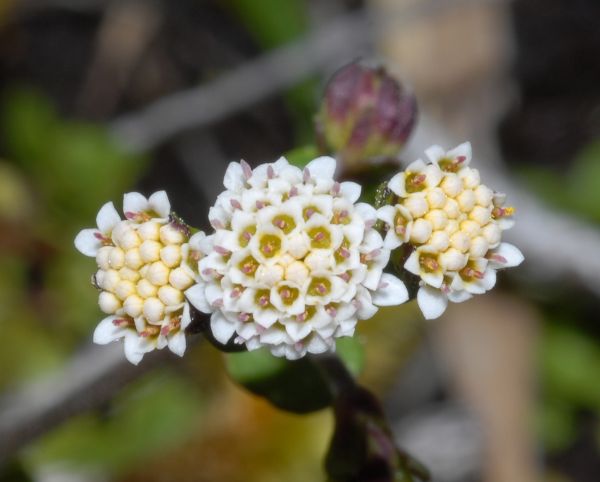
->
119 267 140 282
158 285 183 306
123 294 144 317
482 223 501 246
317 60 417 168
100 269 120 292
169 267 194 290
440 249 467 271
138 221 160 241
429 231 450 252
137 278 157 298
146 261 169 286
115 280 136 300
426 188 446 209
404 194 428 218
143 297 164 323
160 245 181 268
285 261 310 285
108 247 125 269
457 189 476 212
409 218 432 244
124 248 143 270
160 224 185 245
96 246 113 271
99 291 121 314
441 175 463 197
469 236 489 258
139 240 161 263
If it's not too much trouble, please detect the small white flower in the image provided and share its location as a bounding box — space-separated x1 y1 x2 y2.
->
187 156 408 359
377 142 523 320
75 191 208 364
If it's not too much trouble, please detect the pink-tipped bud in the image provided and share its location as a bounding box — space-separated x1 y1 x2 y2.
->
317 60 417 168
490 254 507 264
267 165 275 179
210 218 224 230
214 246 230 256
303 168 311 183
230 199 242 210
241 159 253 179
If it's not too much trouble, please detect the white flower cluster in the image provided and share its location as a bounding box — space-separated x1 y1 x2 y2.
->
74 191 206 364
377 142 524 319
186 156 408 359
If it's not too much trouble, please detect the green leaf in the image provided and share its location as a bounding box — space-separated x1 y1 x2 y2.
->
226 348 333 413
286 144 320 168
335 337 365 378
25 370 202 473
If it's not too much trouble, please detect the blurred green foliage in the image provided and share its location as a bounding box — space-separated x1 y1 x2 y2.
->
0 88 145 388
24 370 203 473
539 321 600 451
522 142 600 458
225 0 318 143
226 338 365 414
519 142 600 223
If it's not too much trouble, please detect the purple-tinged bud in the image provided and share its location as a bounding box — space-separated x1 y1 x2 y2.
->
317 60 417 168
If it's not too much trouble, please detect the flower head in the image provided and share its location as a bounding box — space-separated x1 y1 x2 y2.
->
317 60 417 168
187 156 408 359
75 191 207 364
377 142 523 319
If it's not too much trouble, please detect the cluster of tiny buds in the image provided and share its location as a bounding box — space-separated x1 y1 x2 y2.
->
75 192 203 364
94 217 192 328
377 142 523 319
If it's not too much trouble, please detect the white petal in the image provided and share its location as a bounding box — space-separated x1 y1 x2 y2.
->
96 201 121 233
285 321 312 342
387 172 407 197
168 331 187 357
383 231 402 250
122 192 148 215
372 274 408 306
210 311 236 344
404 251 420 276
306 156 336 180
148 191 171 217
491 242 524 268
180 302 192 330
306 335 331 354
260 327 288 345
481 267 497 291
254 309 279 328
425 145 446 163
417 286 448 320
185 284 212 313
355 202 376 223
447 142 472 165
340 182 361 203
376 205 396 225
124 334 145 365
74 228 102 257
223 162 245 191
447 289 472 303
93 316 126 344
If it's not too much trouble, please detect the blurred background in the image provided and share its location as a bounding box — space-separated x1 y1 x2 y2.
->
0 0 599 481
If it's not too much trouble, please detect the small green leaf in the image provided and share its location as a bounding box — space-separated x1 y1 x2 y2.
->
335 337 365 377
226 349 333 413
286 144 320 168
